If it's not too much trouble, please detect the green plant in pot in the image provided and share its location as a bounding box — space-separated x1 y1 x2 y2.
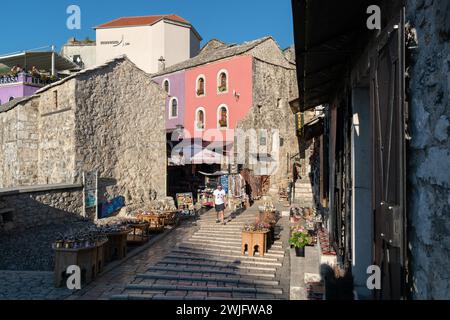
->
289 228 311 257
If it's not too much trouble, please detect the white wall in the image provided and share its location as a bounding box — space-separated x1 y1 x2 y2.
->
96 26 155 73
61 45 96 69
351 87 373 299
96 20 202 74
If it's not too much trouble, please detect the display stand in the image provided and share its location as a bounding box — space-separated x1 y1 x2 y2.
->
127 223 150 245
241 230 269 257
53 239 108 288
104 229 131 262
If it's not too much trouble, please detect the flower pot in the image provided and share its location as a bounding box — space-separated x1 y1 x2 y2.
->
295 246 305 257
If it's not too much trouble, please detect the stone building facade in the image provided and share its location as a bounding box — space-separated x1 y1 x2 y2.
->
0 56 167 227
153 37 299 192
292 0 449 299
406 0 450 299
237 39 299 189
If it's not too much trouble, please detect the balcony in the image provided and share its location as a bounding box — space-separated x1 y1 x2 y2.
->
0 72 55 87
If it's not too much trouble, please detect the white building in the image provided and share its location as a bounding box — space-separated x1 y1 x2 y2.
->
60 37 97 69
95 14 202 74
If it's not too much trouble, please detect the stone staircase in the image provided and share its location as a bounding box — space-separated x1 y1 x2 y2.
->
111 208 288 300
293 180 315 207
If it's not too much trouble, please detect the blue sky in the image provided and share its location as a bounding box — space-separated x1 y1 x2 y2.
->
0 0 294 55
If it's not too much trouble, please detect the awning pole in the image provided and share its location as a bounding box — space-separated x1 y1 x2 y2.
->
51 45 56 76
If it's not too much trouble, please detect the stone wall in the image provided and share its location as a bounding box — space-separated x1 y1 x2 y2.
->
0 184 83 232
37 80 77 185
74 59 167 213
237 50 298 189
0 57 167 217
406 0 450 299
0 101 39 188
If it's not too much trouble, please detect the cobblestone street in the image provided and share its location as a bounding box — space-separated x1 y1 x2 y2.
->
67 202 291 300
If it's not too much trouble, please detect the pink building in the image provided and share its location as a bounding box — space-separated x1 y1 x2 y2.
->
184 55 253 142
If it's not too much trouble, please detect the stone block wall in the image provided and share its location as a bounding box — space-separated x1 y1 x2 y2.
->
37 80 77 185
0 101 39 188
237 55 298 189
74 59 167 213
0 184 83 232
406 0 450 299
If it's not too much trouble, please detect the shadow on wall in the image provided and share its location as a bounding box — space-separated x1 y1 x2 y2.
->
320 263 354 300
1 189 85 233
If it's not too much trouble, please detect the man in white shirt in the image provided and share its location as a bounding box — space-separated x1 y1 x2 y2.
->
213 184 227 225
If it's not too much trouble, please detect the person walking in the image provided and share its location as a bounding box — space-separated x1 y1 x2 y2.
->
214 184 227 225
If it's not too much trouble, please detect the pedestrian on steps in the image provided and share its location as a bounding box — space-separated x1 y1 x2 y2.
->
214 184 227 225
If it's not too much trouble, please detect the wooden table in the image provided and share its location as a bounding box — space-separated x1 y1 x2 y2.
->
53 239 108 288
138 214 165 233
127 223 150 245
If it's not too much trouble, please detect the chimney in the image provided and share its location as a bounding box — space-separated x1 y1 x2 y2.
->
158 56 166 72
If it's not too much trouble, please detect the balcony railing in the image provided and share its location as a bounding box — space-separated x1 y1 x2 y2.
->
0 72 55 87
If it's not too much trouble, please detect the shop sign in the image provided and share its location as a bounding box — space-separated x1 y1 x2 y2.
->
295 112 303 135
98 196 125 219
220 175 229 193
83 171 98 209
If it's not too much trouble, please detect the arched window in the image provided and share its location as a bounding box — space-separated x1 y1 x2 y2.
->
9 97 14 102
217 105 228 129
217 70 228 93
163 79 170 94
196 75 205 96
195 107 206 131
169 97 178 118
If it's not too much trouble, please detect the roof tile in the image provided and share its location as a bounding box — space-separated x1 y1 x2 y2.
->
96 14 190 29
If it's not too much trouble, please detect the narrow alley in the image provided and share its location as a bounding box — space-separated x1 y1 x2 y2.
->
70 201 293 300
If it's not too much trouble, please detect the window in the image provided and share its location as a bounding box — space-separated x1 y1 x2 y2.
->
217 105 228 129
163 79 170 94
217 70 228 93
169 97 178 118
259 130 267 146
196 76 205 96
195 108 206 131
53 90 58 109
9 97 14 102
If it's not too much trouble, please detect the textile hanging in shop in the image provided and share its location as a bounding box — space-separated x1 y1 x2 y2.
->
230 174 246 197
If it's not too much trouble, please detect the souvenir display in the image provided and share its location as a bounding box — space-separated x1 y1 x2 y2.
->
197 187 215 207
52 228 108 250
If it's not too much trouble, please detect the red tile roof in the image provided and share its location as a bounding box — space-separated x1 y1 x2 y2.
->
96 14 190 29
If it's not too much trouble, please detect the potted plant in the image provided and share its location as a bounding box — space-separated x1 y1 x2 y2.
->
289 228 311 257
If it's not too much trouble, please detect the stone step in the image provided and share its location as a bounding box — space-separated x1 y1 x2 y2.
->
161 255 283 267
147 265 276 278
125 283 284 296
182 240 285 255
159 259 278 273
176 245 285 259
190 235 284 247
158 256 281 272
169 249 282 263
135 273 280 286
197 226 245 231
190 235 283 245
195 229 243 235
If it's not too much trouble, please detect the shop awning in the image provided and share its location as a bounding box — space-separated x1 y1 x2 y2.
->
301 116 324 141
198 171 229 177
190 148 224 165
291 0 377 111
0 51 78 72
